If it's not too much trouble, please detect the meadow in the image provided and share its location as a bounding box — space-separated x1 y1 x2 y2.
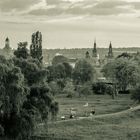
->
36 94 140 140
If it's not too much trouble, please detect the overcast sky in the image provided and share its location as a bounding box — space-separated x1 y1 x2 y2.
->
0 0 140 49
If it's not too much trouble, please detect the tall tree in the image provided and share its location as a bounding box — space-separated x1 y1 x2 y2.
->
72 59 95 85
102 58 140 91
14 42 29 59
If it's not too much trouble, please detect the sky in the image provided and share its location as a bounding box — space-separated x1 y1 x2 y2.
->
0 0 140 49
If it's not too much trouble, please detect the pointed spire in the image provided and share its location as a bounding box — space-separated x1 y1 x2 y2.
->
93 38 97 57
94 38 96 49
108 41 113 58
5 37 9 42
85 51 90 59
109 41 112 49
3 37 11 52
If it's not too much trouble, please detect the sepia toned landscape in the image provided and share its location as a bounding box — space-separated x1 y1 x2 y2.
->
0 0 140 140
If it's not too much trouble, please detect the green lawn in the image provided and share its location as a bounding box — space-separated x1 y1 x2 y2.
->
36 94 140 140
55 94 133 120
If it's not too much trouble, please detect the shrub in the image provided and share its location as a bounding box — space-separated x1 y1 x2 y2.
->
0 125 4 136
131 87 140 102
76 83 92 97
92 82 106 95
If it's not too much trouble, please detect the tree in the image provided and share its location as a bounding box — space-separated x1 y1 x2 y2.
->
23 84 58 126
54 63 66 79
0 56 32 139
63 80 76 98
72 59 95 85
13 52 59 128
52 55 68 65
102 58 140 91
30 31 43 62
13 58 47 86
0 43 59 139
76 82 92 98
62 62 73 78
14 42 29 59
117 52 133 59
47 62 72 83
131 86 140 102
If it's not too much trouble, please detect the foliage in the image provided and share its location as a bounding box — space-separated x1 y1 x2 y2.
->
92 82 106 95
131 86 140 102
47 62 72 83
13 58 47 86
102 58 140 91
46 66 55 83
0 52 59 139
49 81 61 96
52 55 68 65
63 81 76 98
54 63 66 79
0 56 32 139
30 31 43 63
14 42 29 59
72 59 95 85
76 83 92 97
117 52 133 59
0 125 4 136
50 101 59 121
23 84 57 122
62 62 73 78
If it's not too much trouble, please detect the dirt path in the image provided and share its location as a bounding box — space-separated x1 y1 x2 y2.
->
47 105 140 124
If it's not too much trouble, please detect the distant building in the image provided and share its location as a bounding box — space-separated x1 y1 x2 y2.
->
52 53 68 65
3 37 11 53
107 42 114 58
68 58 78 68
86 40 100 66
52 53 77 68
92 39 98 57
85 51 90 59
105 42 114 63
2 37 12 58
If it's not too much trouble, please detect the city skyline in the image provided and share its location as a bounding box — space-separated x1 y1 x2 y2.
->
0 0 140 49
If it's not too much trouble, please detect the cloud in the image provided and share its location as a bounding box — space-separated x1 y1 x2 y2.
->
0 0 42 12
131 2 140 9
28 0 134 16
95 0 128 9
46 0 70 5
0 0 138 17
28 7 64 16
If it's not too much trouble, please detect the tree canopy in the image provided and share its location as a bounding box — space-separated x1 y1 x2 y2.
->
102 58 140 91
72 59 95 85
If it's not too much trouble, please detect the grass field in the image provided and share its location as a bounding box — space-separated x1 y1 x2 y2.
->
55 94 133 119
36 94 140 140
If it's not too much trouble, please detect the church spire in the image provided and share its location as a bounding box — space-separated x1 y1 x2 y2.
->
3 37 11 54
108 41 113 58
92 38 97 57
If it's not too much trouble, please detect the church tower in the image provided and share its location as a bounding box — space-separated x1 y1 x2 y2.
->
92 39 97 57
85 51 90 59
3 37 11 52
108 42 113 58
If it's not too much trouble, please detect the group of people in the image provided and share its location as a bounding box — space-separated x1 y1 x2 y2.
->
69 103 96 119
61 103 96 120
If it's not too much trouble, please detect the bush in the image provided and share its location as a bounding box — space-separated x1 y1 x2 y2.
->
63 81 76 98
92 82 106 95
0 125 4 136
118 90 130 94
131 87 140 102
76 83 92 97
65 90 75 98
